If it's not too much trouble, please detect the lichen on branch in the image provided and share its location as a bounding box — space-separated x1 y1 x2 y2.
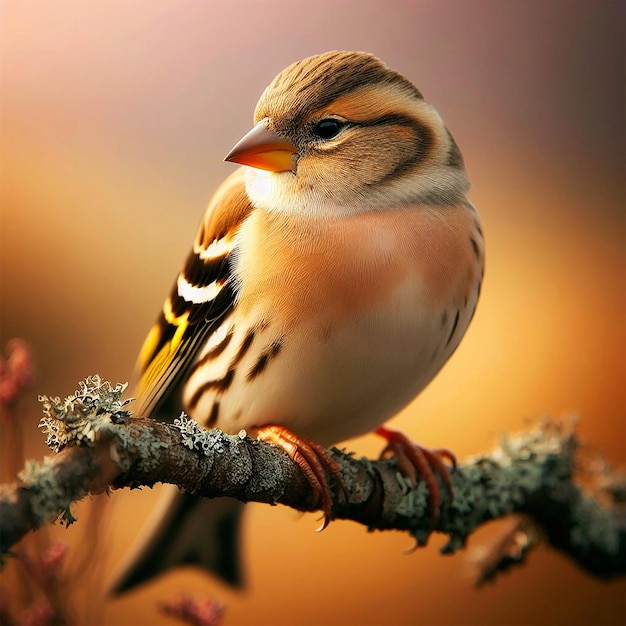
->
0 376 624 584
38 376 134 451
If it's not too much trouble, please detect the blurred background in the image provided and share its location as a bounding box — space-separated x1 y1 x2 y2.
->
1 1 624 624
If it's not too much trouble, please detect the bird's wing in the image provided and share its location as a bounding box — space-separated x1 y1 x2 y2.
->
109 169 252 594
133 168 253 419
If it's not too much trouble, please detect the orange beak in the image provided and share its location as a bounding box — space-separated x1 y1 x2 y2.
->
224 121 298 173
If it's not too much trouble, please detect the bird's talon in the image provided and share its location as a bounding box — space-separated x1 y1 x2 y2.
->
376 426 455 529
120 50 483 592
256 425 343 526
434 447 457 472
315 513 332 532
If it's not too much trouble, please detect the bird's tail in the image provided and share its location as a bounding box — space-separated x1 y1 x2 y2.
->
109 486 245 594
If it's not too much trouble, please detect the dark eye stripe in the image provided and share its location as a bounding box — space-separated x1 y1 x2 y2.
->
311 112 433 181
362 114 434 179
358 113 417 128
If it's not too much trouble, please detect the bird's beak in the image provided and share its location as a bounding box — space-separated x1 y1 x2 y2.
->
224 121 298 173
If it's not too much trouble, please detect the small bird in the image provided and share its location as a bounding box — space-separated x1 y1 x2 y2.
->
111 50 484 592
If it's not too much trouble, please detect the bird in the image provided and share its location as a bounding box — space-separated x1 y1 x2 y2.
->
110 50 484 593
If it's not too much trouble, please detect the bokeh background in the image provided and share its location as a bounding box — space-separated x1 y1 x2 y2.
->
1 1 624 625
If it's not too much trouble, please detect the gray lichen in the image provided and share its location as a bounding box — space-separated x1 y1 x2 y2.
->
394 473 430 544
173 412 231 455
17 457 75 526
2 376 623 581
38 375 133 452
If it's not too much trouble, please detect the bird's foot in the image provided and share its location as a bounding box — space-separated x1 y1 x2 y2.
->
376 426 456 529
256 425 347 529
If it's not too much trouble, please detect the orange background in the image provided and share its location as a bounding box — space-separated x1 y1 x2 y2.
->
1 1 624 625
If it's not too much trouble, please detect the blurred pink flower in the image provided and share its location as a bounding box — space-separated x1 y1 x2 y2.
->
160 593 224 626
17 542 68 593
20 601 54 626
0 339 34 409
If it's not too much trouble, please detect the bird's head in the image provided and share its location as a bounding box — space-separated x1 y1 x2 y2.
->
225 51 468 218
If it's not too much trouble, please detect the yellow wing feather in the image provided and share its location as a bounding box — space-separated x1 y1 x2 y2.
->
132 168 253 419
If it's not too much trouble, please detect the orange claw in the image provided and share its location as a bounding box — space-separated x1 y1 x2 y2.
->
256 425 347 529
376 426 456 529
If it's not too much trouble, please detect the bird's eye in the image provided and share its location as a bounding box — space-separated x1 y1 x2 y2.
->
313 119 344 140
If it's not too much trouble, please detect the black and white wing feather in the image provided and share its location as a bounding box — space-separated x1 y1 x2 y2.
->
110 169 253 594
133 168 253 419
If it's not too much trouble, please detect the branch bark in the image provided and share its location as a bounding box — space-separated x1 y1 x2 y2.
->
0 377 624 583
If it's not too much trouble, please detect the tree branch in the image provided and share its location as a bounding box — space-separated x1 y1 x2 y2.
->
0 376 624 582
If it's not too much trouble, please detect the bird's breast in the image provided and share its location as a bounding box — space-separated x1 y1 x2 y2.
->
233 205 478 331
185 203 483 444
